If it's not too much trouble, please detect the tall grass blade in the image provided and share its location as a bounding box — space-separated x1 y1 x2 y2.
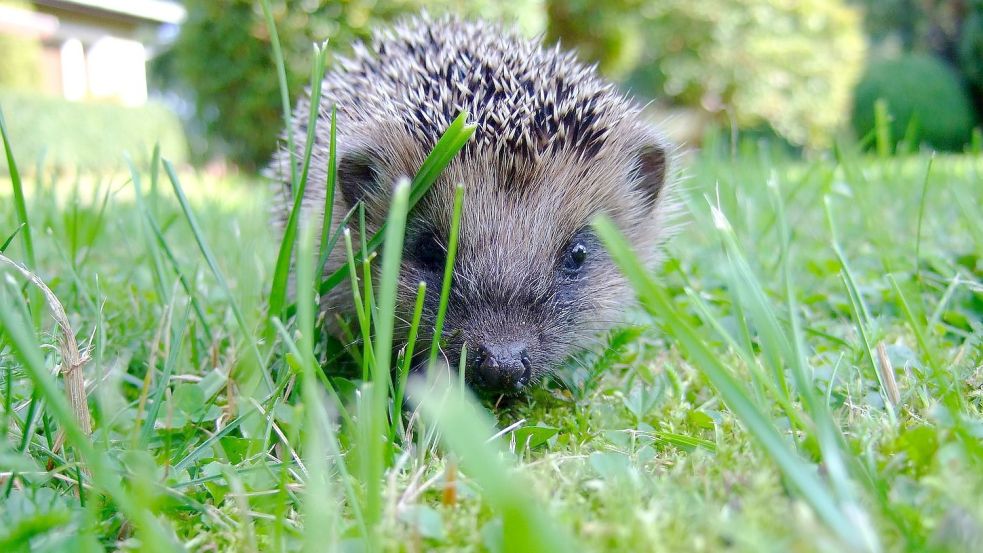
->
344 229 373 380
771 181 879 543
317 105 339 280
268 43 329 319
0 109 35 270
0 108 41 329
873 98 892 157
143 211 214 341
259 0 297 189
913 155 934 281
364 179 411 533
126 155 169 302
428 183 465 366
886 275 946 400
395 281 427 430
295 224 340 552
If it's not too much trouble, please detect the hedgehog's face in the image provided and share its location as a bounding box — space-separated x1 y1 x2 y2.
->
336 127 670 395
400 220 612 394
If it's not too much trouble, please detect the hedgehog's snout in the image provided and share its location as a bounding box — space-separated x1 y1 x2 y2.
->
470 341 533 393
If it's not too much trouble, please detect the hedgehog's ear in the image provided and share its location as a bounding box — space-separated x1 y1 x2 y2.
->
337 150 383 207
632 139 669 209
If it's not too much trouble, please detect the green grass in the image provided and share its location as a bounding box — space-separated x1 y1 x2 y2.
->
2 32 983 550
1 126 980 550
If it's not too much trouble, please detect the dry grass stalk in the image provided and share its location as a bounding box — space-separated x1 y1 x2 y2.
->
0 253 93 438
876 342 900 406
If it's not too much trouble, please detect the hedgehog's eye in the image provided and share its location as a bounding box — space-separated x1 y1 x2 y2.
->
560 228 595 277
410 231 445 271
563 242 588 273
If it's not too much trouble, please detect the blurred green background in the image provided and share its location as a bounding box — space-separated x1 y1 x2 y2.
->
2 0 982 171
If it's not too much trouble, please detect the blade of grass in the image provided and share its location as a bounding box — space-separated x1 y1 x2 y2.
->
364 178 411 533
259 0 297 190
343 229 374 380
172 408 257 474
771 183 881 544
126 155 169 303
271 316 355 431
1 223 25 253
359 203 369 265
0 109 35 270
873 98 892 158
316 105 339 281
295 224 340 552
913 154 934 286
1 108 41 329
149 143 161 216
682 287 802 426
886 275 947 401
360 250 376 371
318 203 358 276
711 200 792 406
644 430 716 452
268 42 330 319
73 176 113 272
428 184 465 367
395 281 427 435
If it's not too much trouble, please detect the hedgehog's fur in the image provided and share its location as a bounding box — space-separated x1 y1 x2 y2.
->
270 15 676 393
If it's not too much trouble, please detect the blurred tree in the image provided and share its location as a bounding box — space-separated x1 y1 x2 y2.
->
0 0 43 91
548 0 866 148
157 0 543 169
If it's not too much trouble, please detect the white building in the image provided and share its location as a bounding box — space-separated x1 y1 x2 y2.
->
0 0 185 106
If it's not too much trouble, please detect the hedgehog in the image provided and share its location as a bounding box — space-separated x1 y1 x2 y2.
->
270 15 676 394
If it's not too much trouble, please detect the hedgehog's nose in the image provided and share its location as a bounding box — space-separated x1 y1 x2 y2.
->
472 342 532 392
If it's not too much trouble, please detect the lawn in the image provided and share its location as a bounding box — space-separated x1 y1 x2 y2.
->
1 122 981 552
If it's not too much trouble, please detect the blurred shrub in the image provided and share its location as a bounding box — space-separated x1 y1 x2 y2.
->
853 0 983 126
549 0 866 148
0 89 188 171
852 55 975 151
0 1 43 91
158 0 542 169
